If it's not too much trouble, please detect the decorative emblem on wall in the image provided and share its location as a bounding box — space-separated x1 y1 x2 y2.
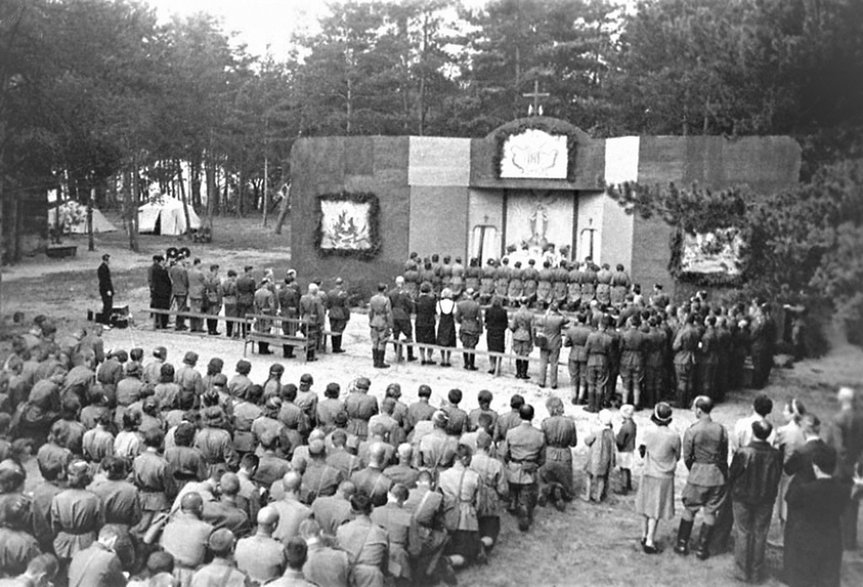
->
315 192 381 259
501 129 568 179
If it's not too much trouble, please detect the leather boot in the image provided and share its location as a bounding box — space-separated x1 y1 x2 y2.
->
373 349 380 368
695 524 714 560
407 345 416 362
674 519 694 555
378 349 390 369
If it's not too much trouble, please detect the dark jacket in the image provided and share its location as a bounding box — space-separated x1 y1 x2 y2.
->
729 439 783 505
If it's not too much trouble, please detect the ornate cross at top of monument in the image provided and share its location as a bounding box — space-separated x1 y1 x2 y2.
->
523 80 549 116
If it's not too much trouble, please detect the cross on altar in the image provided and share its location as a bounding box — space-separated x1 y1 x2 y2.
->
523 80 549 116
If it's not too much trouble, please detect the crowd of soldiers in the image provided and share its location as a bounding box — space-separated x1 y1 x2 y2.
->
371 253 778 413
0 314 859 587
147 250 351 361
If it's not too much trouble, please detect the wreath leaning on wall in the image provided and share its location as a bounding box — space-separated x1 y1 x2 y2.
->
314 191 382 260
492 117 580 181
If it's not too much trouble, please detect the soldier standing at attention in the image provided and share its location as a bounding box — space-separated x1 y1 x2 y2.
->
221 269 239 338
564 312 592 405
536 260 554 309
203 264 222 335
501 404 545 532
479 258 496 305
455 288 483 371
389 276 417 363
326 277 350 354
253 278 276 355
584 315 613 413
187 258 206 333
522 258 539 307
535 301 569 389
673 313 701 409
236 265 256 338
450 256 466 298
675 396 729 561
509 297 534 380
299 283 326 362
277 270 301 357
369 284 394 369
97 253 113 329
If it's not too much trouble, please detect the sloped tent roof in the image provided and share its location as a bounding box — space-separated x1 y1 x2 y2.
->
48 201 117 234
138 197 201 235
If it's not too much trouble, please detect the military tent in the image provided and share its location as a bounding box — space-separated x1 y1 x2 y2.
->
138 197 201 235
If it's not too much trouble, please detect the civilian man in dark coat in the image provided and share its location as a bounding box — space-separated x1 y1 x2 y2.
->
729 419 782 583
784 444 850 587
149 255 172 329
97 254 113 327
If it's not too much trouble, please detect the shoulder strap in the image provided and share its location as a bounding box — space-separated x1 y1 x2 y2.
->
216 563 235 587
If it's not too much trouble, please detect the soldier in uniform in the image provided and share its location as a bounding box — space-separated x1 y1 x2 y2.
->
619 316 647 409
253 278 276 355
581 261 597 303
236 266 256 338
584 315 614 413
506 261 524 306
535 261 554 309
350 442 394 507
51 460 103 565
478 258 496 305
369 483 414 584
501 404 545 532
336 493 389 587
418 260 436 294
440 255 453 292
675 395 729 561
132 429 175 543
389 276 417 363
403 260 420 299
369 283 394 369
455 288 483 371
187 258 206 332
522 258 539 307
299 283 326 362
494 257 511 303
566 261 583 311
539 396 578 508
464 258 481 293
326 278 350 354
509 297 534 380
673 313 701 408
535 301 569 389
235 507 285 585
203 264 222 335
563 312 592 405
160 492 215 585
345 377 378 441
611 264 631 307
643 317 667 408
595 263 613 306
551 261 569 308
450 256 465 298
277 270 302 357
699 315 721 401
169 256 189 331
221 270 239 338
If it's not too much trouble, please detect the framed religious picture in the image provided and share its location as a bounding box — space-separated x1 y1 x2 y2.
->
315 192 382 259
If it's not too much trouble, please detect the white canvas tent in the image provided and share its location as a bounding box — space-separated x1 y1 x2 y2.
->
48 202 117 234
138 197 201 235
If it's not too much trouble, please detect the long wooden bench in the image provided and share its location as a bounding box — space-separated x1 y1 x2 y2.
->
243 314 321 362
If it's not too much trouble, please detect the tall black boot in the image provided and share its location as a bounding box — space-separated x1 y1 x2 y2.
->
373 349 380 368
332 336 343 353
406 344 416 362
258 341 272 355
674 519 694 555
521 359 530 380
515 360 524 379
695 524 714 560
463 353 471 369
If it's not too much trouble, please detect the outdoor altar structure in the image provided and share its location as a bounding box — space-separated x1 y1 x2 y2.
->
289 117 801 297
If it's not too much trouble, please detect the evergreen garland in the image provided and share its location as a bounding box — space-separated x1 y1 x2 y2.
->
606 181 750 286
314 191 382 260
492 117 580 181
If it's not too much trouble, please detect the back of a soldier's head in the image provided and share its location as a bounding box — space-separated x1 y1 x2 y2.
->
180 491 204 515
519 404 534 421
282 471 302 494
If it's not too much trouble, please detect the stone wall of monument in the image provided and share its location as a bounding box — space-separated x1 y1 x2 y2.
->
290 136 411 296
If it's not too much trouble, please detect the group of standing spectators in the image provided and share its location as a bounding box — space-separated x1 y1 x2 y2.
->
0 312 860 587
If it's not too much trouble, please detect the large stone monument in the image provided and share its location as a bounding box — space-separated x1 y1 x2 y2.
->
289 117 800 297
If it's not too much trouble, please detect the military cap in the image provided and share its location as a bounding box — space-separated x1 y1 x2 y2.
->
355 377 370 390
300 373 313 384
212 374 228 386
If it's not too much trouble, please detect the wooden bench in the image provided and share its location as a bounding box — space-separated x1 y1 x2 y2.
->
46 244 77 258
243 315 320 361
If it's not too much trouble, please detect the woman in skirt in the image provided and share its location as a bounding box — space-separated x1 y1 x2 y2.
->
415 281 438 364
635 401 681 553
436 288 457 366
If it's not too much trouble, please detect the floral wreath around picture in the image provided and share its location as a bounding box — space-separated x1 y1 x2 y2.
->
606 181 750 286
314 191 382 259
492 118 579 181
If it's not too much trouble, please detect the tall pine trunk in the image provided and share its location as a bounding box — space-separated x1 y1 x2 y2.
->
177 159 192 236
